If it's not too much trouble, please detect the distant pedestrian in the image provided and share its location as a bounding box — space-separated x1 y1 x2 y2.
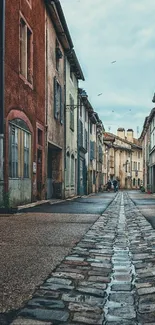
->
113 179 118 192
106 180 112 192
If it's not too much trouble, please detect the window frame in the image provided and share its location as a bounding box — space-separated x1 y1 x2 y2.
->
54 77 63 124
19 13 33 87
9 119 31 179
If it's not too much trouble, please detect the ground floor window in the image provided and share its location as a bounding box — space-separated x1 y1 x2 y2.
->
9 119 31 178
133 178 135 186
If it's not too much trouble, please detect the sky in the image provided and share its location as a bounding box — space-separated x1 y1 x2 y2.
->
61 0 155 138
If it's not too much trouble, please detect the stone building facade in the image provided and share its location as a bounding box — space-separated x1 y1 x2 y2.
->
3 0 46 206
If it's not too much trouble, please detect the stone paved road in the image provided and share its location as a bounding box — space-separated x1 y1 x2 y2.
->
7 192 155 325
0 193 115 324
128 191 155 229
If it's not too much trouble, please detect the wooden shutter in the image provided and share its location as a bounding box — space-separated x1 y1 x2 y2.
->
54 77 57 119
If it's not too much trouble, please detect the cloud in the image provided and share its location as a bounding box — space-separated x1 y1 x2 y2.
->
61 0 155 135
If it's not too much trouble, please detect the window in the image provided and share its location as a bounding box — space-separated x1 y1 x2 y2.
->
71 155 74 186
99 145 103 162
85 109 87 122
133 161 137 170
20 17 33 84
138 162 140 171
56 40 62 71
133 178 135 186
70 95 74 131
90 141 95 160
79 120 83 147
9 119 31 178
70 66 74 81
90 122 92 134
80 100 82 117
85 129 88 151
37 129 43 146
138 151 140 159
24 132 30 177
93 171 96 184
65 152 70 187
54 77 63 123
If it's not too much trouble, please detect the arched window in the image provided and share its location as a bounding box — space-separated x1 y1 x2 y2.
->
9 119 31 178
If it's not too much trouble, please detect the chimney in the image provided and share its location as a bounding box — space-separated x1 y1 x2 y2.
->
127 129 134 142
117 128 125 139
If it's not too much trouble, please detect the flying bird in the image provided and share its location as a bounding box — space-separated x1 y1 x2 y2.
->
97 93 103 96
111 60 116 64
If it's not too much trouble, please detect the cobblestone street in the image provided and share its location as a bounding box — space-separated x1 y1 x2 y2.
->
9 192 155 325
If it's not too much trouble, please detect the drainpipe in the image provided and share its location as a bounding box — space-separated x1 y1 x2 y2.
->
0 0 5 201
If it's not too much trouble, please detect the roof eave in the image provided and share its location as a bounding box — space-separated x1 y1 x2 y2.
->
45 0 73 50
66 49 85 80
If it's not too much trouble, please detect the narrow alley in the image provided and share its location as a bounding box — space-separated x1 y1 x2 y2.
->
6 191 155 325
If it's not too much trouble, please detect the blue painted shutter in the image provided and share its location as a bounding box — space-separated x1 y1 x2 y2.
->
54 77 57 119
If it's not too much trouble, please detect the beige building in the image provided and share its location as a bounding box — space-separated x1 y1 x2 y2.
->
45 1 73 199
103 128 143 189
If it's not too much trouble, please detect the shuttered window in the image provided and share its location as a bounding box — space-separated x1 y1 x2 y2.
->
99 145 103 162
79 120 83 147
54 77 63 124
71 155 74 186
20 17 33 84
90 141 95 160
70 95 74 131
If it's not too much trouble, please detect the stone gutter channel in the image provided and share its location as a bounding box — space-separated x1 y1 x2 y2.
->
103 193 137 325
5 192 155 324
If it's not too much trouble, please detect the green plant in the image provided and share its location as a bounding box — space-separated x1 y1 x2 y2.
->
140 186 145 192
